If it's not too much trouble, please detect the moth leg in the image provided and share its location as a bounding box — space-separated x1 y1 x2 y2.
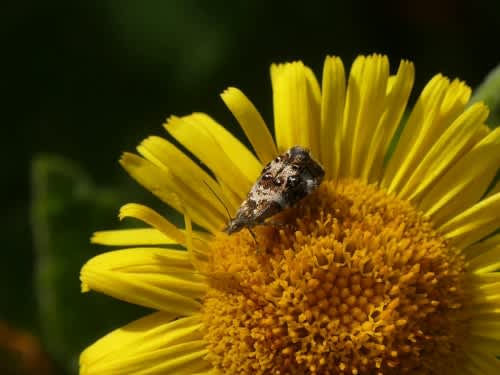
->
246 227 262 253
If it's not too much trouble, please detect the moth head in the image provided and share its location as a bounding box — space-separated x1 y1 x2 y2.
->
224 218 245 234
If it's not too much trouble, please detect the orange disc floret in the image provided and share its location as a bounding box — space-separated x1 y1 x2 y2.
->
202 179 469 374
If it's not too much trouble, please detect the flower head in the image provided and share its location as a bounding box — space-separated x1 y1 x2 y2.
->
80 54 500 374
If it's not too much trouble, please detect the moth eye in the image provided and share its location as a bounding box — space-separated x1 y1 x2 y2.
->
262 172 273 180
286 175 300 187
273 177 283 186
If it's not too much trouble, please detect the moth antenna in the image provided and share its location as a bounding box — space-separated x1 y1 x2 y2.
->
202 180 232 221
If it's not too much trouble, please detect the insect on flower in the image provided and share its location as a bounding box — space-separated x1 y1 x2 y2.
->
225 146 325 234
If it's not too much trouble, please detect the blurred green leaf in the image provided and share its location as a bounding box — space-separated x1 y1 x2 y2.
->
31 155 148 374
471 63 500 127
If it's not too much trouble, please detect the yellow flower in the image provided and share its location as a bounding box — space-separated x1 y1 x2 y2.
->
80 54 500 374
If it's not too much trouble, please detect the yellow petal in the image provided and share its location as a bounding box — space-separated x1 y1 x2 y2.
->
471 282 500 307
81 267 202 314
138 136 238 215
304 66 322 158
470 321 500 334
471 272 500 285
439 191 500 249
81 248 205 314
270 63 292 151
91 228 175 245
383 75 471 193
363 59 414 183
470 321 500 340
419 126 500 225
119 203 185 244
91 228 212 246
192 370 220 375
134 342 209 375
467 337 500 358
188 113 263 183
181 367 219 375
486 179 500 199
184 207 209 273
271 61 321 157
464 351 500 374
80 311 179 369
398 102 489 202
109 343 208 375
338 55 364 177
464 234 500 264
441 79 473 120
119 202 212 253
83 247 194 271
321 55 345 179
86 339 208 375
469 290 500 310
348 54 390 178
120 153 223 232
465 234 500 261
165 114 261 200
118 203 209 254
82 316 209 375
221 87 278 164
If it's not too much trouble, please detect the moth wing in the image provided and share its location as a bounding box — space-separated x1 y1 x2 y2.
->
252 198 284 224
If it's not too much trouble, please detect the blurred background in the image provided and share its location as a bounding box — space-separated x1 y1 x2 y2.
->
2 0 500 373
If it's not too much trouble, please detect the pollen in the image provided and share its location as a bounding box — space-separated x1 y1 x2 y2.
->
201 179 469 374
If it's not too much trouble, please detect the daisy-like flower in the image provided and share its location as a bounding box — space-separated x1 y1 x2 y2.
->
80 54 500 374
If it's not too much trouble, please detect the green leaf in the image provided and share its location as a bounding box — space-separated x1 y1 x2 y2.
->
31 155 149 374
471 63 500 127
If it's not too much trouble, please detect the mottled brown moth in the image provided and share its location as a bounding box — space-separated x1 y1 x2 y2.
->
225 146 324 234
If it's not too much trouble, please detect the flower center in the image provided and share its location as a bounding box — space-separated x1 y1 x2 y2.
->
201 179 469 374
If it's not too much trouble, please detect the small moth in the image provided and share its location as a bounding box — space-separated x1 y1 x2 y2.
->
225 145 325 234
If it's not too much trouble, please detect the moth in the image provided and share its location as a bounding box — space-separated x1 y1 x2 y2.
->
225 146 325 234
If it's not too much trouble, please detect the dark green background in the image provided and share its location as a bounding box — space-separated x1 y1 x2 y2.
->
3 1 500 374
